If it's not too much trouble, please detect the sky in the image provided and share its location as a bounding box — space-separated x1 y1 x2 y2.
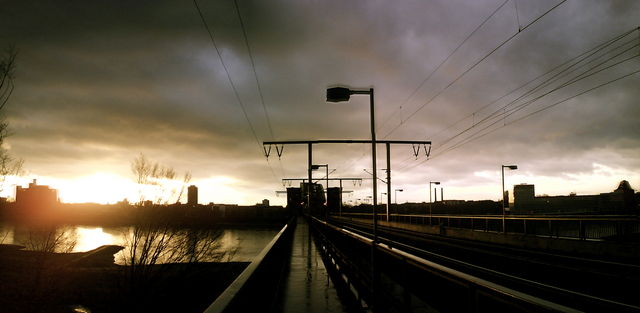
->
0 0 638 205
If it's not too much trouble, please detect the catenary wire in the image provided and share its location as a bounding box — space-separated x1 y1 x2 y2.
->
394 27 638 169
395 29 639 171
232 0 288 179
382 0 567 139
192 0 280 183
377 0 510 134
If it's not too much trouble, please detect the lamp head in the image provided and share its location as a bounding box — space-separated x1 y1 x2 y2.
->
326 87 352 102
311 165 321 170
505 165 518 170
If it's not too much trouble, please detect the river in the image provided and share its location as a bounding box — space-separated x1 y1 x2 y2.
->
0 223 279 264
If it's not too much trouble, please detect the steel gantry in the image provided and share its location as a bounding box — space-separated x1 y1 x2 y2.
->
263 139 431 221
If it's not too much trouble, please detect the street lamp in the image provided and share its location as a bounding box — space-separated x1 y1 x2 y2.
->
394 189 403 204
327 86 378 235
312 164 329 219
501 165 518 233
429 181 440 220
328 85 378 309
311 164 329 195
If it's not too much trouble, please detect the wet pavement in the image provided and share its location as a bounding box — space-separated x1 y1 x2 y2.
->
276 217 357 313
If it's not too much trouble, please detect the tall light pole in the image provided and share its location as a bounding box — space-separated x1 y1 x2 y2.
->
501 165 518 233
327 85 377 309
311 164 329 195
429 181 440 220
327 86 378 236
394 189 403 204
311 164 329 219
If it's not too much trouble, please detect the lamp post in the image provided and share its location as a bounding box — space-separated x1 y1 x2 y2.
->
312 164 329 219
311 164 329 195
327 85 378 309
327 86 378 234
429 181 440 222
394 189 403 204
394 189 403 221
501 165 518 233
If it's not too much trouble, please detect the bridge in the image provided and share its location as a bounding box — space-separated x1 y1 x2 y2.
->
203 212 640 313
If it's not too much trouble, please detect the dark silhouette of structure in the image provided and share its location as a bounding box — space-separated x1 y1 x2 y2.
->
326 187 341 212
15 179 58 210
187 185 198 205
12 179 59 222
286 183 326 214
513 180 638 214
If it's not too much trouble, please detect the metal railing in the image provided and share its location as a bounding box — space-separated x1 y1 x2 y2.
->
311 216 639 312
336 212 640 240
203 217 295 313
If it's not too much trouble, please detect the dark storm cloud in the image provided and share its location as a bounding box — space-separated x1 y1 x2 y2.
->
1 0 638 203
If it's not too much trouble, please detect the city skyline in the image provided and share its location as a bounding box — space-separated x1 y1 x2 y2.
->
1 0 638 205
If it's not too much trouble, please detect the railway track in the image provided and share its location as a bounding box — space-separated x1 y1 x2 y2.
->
328 217 640 312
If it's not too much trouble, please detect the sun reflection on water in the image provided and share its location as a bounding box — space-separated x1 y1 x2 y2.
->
73 227 118 252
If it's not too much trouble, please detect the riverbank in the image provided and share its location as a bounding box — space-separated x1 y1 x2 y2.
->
0 245 248 313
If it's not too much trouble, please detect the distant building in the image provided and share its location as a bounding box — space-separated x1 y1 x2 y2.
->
15 179 59 210
286 187 302 210
187 185 198 205
513 181 637 214
513 184 536 212
261 199 269 207
326 187 341 212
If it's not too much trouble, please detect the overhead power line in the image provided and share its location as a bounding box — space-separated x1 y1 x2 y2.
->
232 0 287 179
431 66 640 160
192 0 280 183
383 0 567 139
395 27 639 172
232 0 275 140
377 0 510 134
434 32 639 151
428 27 639 144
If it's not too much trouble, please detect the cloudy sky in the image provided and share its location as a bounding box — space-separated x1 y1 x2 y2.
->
1 0 638 205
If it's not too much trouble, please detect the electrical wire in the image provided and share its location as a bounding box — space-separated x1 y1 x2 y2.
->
435 37 639 151
382 0 567 139
431 67 640 160
377 0 510 135
428 27 639 144
232 0 288 179
395 28 639 172
192 0 280 183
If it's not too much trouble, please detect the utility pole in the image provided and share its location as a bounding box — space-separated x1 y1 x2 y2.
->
263 139 431 219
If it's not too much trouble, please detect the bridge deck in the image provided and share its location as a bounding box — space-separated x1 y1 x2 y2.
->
274 217 357 313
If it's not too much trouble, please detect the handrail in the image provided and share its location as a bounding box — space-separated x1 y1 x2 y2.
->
311 216 590 312
338 212 639 221
203 220 291 313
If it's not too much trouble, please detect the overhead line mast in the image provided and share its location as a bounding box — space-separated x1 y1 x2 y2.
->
263 139 431 221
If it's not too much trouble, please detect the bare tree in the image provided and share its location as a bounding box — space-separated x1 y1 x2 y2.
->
0 47 23 193
21 226 77 253
130 153 183 204
119 154 233 311
175 171 192 204
0 47 16 111
8 226 78 312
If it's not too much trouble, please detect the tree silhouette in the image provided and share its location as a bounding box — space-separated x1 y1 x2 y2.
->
0 47 23 194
